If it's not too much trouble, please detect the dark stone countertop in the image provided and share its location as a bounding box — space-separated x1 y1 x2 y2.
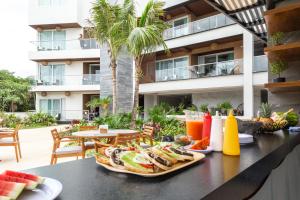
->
25 130 300 200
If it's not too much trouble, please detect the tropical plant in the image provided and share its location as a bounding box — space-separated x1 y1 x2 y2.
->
0 113 22 128
269 32 284 46
93 112 143 130
23 112 56 127
90 0 133 114
270 60 288 78
199 103 209 113
187 104 198 111
126 0 170 128
86 97 112 116
0 70 33 112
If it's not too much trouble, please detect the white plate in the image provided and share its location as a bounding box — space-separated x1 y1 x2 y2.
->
19 177 62 200
183 145 213 154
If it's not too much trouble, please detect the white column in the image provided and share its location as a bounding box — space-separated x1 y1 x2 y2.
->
144 94 158 119
243 31 254 118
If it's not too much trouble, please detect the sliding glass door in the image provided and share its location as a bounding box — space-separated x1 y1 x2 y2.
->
38 64 65 85
156 57 188 81
40 99 62 117
39 30 66 50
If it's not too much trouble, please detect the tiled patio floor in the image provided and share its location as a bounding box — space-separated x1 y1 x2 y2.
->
0 125 81 173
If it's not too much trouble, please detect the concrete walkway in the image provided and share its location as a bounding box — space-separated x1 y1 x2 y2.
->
0 125 81 173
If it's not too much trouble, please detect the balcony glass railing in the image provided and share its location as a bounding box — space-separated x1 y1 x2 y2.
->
154 55 268 82
35 74 100 86
31 38 99 51
163 14 235 40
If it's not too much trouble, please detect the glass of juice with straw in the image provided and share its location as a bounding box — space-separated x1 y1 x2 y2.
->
185 111 204 140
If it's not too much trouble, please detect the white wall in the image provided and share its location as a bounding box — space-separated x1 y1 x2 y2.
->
36 91 98 120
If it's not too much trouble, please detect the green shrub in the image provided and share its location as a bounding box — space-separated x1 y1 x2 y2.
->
23 112 56 127
0 113 22 128
93 113 143 130
199 103 209 113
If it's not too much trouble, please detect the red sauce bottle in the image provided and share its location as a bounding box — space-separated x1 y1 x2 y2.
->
202 112 212 142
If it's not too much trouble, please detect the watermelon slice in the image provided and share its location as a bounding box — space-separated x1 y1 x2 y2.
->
3 170 45 184
0 180 25 200
0 175 38 190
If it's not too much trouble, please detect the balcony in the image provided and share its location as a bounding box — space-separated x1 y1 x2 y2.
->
29 39 100 61
31 39 99 51
143 55 268 83
29 0 81 29
163 14 235 40
31 74 100 92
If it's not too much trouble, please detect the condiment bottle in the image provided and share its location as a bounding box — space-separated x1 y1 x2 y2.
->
210 111 223 151
202 112 212 141
223 110 240 156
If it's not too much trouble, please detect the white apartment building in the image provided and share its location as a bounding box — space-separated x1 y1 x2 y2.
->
140 0 269 118
29 0 100 120
29 0 268 120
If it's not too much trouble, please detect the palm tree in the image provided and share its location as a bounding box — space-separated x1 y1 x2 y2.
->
90 0 133 114
126 0 169 128
86 97 112 116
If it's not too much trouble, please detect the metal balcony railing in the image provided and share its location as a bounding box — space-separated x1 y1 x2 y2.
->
30 38 99 51
163 13 235 40
153 55 268 82
35 74 100 86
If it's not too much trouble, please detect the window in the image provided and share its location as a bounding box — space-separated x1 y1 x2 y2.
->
38 30 66 51
170 17 189 37
38 64 65 85
40 99 61 117
155 57 189 81
198 51 234 76
38 0 64 7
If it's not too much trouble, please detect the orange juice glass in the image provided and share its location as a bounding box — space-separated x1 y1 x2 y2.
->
185 111 204 140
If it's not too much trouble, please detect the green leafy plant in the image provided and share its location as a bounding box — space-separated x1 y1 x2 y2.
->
217 101 233 115
199 103 209 113
86 97 112 116
158 119 185 138
269 32 284 46
187 104 198 111
0 113 21 128
93 112 143 130
23 112 56 127
270 60 288 78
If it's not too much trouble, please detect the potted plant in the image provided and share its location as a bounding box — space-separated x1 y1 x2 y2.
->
217 101 233 115
270 60 288 82
269 32 284 46
199 103 209 113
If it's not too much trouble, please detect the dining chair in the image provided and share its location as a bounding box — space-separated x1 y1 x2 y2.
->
94 132 141 153
141 125 155 146
0 125 22 162
50 129 85 165
79 126 98 152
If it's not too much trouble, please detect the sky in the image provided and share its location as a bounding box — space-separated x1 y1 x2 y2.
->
0 0 36 78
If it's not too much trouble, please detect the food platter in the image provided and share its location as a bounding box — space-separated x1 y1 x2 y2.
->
96 151 205 177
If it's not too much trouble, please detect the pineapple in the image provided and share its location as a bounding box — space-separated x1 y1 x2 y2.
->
258 103 274 131
259 103 274 124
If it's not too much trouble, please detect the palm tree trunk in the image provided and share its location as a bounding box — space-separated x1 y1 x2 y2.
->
130 57 142 129
111 58 117 114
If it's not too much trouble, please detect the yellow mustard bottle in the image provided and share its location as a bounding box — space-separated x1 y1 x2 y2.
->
223 110 240 156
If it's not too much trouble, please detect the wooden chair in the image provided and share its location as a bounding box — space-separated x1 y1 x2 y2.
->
0 125 22 162
50 129 85 165
141 125 155 146
79 126 98 152
94 132 140 153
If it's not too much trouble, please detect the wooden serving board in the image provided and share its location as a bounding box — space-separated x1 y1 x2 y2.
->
95 151 205 177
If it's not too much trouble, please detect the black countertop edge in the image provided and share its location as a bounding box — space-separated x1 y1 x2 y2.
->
202 132 300 200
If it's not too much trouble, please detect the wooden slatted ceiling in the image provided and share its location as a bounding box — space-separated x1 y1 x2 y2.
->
204 0 267 42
